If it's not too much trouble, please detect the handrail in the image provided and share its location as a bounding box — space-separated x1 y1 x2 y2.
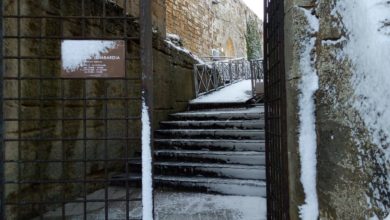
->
193 58 264 98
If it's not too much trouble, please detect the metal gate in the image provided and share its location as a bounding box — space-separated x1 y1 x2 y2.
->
264 0 289 219
0 0 152 219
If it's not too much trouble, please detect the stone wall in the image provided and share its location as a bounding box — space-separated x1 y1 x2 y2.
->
284 0 389 219
108 0 167 36
2 0 195 219
166 0 263 58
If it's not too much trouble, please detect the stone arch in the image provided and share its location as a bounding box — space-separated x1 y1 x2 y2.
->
225 37 235 58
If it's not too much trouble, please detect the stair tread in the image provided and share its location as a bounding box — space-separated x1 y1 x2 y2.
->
157 129 264 132
160 119 263 124
155 150 264 155
171 107 263 115
113 173 265 186
155 139 265 143
161 120 262 123
155 175 266 186
127 160 264 169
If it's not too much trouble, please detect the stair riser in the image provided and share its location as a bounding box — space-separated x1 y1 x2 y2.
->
155 153 265 165
156 180 266 197
160 121 264 129
128 164 265 180
170 114 264 121
155 140 265 152
156 130 265 140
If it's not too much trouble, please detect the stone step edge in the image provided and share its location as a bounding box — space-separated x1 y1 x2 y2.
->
154 150 265 155
112 173 266 187
127 160 265 170
155 139 265 143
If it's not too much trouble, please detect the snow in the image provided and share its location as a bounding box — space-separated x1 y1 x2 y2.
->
337 0 390 215
142 96 153 220
297 7 319 220
175 106 263 115
166 33 180 42
165 35 204 64
61 40 116 71
191 80 253 103
38 187 266 220
155 192 266 220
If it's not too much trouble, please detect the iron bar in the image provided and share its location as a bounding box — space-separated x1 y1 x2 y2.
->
0 0 4 218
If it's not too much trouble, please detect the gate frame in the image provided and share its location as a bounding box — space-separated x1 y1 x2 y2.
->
264 0 290 219
0 0 4 218
0 0 153 219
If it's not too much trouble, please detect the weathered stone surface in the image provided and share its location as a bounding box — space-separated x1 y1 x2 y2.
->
285 0 389 219
166 0 263 58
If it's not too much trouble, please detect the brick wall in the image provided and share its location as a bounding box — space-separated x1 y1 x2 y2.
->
166 0 263 58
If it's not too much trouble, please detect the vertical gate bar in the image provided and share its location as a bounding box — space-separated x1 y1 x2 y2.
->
17 0 22 218
38 15 44 220
102 3 109 219
81 1 88 219
0 0 4 218
265 0 270 218
193 65 199 97
264 0 289 219
140 0 154 218
123 1 130 219
59 1 66 218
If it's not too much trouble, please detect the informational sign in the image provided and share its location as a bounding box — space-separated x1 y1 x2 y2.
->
61 40 125 78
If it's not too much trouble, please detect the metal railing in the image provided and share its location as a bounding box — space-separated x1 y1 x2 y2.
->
193 58 263 97
250 59 264 97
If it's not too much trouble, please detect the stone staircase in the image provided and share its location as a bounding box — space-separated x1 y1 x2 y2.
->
113 104 266 197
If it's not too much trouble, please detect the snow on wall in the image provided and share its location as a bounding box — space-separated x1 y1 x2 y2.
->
297 7 319 220
61 40 117 71
142 95 153 220
165 35 204 64
337 0 390 216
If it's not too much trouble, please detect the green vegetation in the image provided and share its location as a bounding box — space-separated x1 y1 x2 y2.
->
245 17 262 60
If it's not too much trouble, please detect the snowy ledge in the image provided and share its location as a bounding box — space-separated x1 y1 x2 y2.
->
165 33 204 64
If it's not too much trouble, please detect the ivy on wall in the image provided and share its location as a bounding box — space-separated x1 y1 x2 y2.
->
245 17 262 60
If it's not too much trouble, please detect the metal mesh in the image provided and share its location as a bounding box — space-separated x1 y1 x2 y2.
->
1 0 149 219
264 0 290 219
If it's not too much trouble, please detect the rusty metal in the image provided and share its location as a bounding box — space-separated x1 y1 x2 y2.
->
264 0 290 219
0 0 152 219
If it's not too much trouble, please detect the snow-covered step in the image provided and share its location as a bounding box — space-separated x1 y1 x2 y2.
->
160 120 264 129
127 160 265 180
155 176 266 197
155 139 265 152
156 129 265 140
110 174 266 196
170 108 264 120
155 150 265 165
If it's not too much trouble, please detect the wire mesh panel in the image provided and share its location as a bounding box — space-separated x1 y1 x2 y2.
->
1 0 149 219
264 0 289 219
